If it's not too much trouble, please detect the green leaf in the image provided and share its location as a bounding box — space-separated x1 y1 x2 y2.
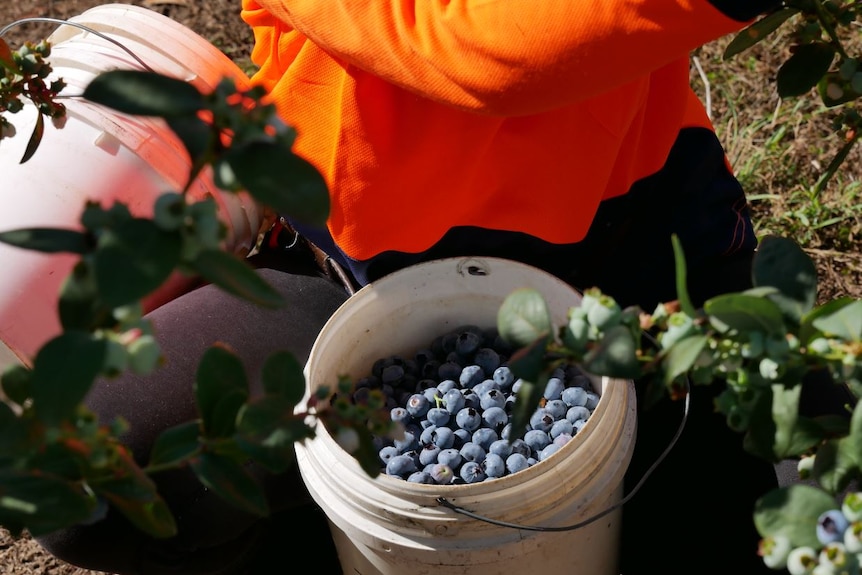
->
818 71 862 107
31 332 107 425
0 228 90 254
148 421 202 468
752 235 818 323
19 112 44 165
83 70 205 117
582 325 641 379
507 377 544 443
754 484 837 547
189 452 269 517
771 384 820 458
497 288 553 350
812 300 862 342
776 42 837 98
93 454 177 538
800 296 856 345
0 470 95 537
58 261 113 332
166 115 214 185
661 334 708 387
190 250 285 308
260 351 306 404
94 219 183 307
226 141 330 226
194 346 249 438
236 398 312 473
817 402 862 492
671 235 697 318
703 293 786 336
723 8 800 59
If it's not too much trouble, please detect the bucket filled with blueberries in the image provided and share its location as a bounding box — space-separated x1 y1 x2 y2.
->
295 257 637 575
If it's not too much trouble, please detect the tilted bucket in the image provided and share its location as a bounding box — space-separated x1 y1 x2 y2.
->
297 257 638 575
0 4 260 366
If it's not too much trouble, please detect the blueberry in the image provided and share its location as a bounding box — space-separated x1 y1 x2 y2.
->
438 448 463 469
437 379 458 394
529 409 555 433
442 388 466 414
489 439 514 458
480 389 506 410
462 389 481 409
566 406 591 424
452 428 472 448
426 407 451 427
584 391 600 410
482 406 508 431
438 361 462 381
459 365 485 389
421 360 442 379
430 426 455 449
543 377 565 401
414 348 436 368
419 444 441 466
405 393 431 416
460 442 486 463
456 407 482 431
512 378 524 393
472 379 499 398
460 461 486 484
550 419 574 439
414 378 438 393
455 332 483 358
482 453 506 478
420 425 438 446
390 406 411 425
817 509 850 545
572 418 588 433
407 471 434 484
472 428 498 451
510 438 531 457
474 348 501 375
379 445 399 465
386 454 418 478
492 366 515 389
394 430 419 452
430 463 455 485
381 364 405 386
423 387 443 405
562 386 588 407
524 429 551 452
506 453 529 474
553 432 573 447
539 443 561 461
544 399 568 420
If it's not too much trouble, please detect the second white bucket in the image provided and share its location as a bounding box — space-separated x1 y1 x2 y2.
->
0 4 261 366
297 257 638 575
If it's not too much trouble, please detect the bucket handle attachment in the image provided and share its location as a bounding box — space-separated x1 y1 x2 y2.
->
435 384 691 533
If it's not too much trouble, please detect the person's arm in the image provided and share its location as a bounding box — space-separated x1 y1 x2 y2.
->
248 0 780 115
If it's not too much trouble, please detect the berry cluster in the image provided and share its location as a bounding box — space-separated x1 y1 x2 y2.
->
760 492 862 574
350 324 599 485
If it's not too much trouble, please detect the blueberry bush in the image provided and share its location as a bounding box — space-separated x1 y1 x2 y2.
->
0 2 861 572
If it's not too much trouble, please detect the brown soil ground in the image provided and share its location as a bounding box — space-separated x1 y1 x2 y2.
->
1 1 861 574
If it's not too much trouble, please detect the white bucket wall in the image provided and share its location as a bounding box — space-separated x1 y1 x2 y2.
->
297 257 638 575
0 4 261 366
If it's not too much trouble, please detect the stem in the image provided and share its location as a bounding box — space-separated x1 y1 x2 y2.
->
813 0 850 59
142 448 201 475
811 130 860 199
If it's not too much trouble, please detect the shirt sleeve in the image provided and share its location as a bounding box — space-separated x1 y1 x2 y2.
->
246 0 780 115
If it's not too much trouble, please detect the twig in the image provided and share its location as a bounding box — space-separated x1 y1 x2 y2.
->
692 56 712 120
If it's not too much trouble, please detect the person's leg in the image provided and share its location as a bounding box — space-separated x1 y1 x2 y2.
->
36 252 349 575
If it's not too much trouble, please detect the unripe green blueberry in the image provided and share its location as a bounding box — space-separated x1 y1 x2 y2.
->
760 535 792 569
818 542 856 572
786 546 818 575
844 493 862 523
563 312 590 352
127 334 162 374
578 289 602 315
660 312 697 350
844 522 862 554
808 338 834 356
586 296 622 331
759 357 781 381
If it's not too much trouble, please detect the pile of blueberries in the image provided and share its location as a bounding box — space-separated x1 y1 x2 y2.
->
353 324 600 485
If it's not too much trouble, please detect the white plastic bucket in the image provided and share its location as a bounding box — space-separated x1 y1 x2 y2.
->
0 4 261 365
297 257 638 575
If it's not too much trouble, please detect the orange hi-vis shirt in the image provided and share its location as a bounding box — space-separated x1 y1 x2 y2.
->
240 1 774 266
